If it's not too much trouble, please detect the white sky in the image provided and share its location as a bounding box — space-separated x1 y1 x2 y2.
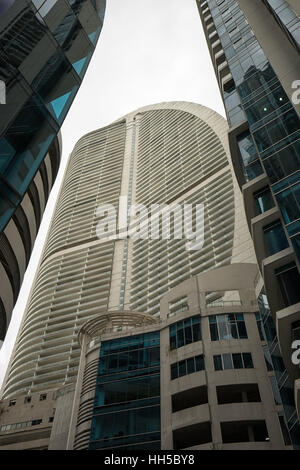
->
0 0 225 390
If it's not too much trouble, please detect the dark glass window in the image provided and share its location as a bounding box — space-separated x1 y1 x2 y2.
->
169 324 176 350
214 355 223 371
223 353 233 370
32 51 79 125
186 357 195 374
254 187 274 215
256 313 265 341
276 184 300 225
275 262 300 307
184 318 193 344
237 130 264 180
213 352 254 371
264 221 289 255
254 110 300 153
209 314 248 341
292 320 300 342
178 360 186 377
232 353 243 369
169 316 201 350
263 346 273 371
170 355 205 380
243 353 254 369
0 95 57 196
90 332 161 450
171 363 178 380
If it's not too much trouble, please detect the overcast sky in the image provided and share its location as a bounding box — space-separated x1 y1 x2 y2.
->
0 0 225 389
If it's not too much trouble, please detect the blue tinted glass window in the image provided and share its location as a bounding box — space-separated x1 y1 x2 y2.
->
276 184 300 224
0 95 57 196
214 352 254 371
90 332 161 450
256 313 265 341
254 187 274 214
264 221 289 255
275 262 300 307
232 353 243 369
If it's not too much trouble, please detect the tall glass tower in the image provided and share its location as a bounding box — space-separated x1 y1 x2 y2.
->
197 0 300 445
0 0 106 343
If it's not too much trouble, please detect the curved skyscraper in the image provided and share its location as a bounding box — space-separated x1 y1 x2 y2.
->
2 101 257 399
0 0 106 342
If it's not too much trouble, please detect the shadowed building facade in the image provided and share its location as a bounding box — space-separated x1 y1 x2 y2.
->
0 0 106 343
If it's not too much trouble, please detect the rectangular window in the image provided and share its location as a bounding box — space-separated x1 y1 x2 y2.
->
178 360 186 377
171 363 178 380
213 352 254 371
214 355 223 371
254 187 274 215
264 221 289 256
32 419 42 426
171 354 205 380
186 357 195 374
242 353 254 369
256 313 265 341
232 353 243 369
209 314 248 341
275 262 300 307
90 332 161 450
223 353 233 370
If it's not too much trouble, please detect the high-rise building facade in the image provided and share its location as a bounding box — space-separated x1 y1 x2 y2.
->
1 101 257 399
0 101 293 450
197 0 300 445
0 0 106 343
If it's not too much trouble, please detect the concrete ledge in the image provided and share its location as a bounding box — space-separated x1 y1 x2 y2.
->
172 403 210 430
